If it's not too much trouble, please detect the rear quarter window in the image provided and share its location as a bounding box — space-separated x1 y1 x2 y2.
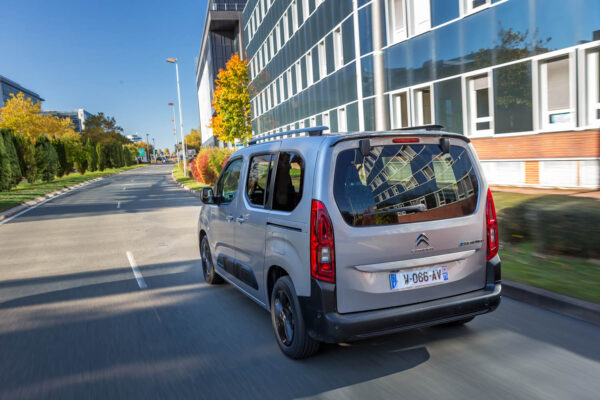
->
333 143 479 226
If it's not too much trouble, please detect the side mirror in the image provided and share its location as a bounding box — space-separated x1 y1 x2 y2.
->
201 187 215 204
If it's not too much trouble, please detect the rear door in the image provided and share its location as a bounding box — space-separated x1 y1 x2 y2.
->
328 136 487 313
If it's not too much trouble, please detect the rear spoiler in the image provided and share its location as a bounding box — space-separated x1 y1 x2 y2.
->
328 130 471 147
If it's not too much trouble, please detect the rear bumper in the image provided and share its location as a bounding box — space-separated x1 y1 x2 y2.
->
299 256 501 343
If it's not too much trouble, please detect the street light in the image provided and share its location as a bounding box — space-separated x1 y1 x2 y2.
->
166 57 187 175
168 102 179 162
146 133 150 163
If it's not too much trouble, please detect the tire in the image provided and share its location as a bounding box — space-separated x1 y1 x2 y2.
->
440 317 474 327
200 235 223 285
270 276 320 359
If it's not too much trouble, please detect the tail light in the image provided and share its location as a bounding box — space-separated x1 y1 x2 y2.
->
310 200 335 283
486 189 499 261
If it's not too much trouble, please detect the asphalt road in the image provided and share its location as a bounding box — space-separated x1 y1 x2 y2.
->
0 165 599 400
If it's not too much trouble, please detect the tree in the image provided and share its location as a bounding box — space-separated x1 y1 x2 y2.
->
0 92 77 140
0 131 13 191
86 138 98 172
81 112 129 145
13 134 37 184
34 135 58 183
2 130 22 187
185 127 203 151
209 53 252 144
52 138 68 177
97 143 107 171
164 148 170 156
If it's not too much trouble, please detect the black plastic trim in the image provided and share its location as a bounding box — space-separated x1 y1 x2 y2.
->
329 131 471 147
266 222 302 232
299 278 501 343
217 254 259 290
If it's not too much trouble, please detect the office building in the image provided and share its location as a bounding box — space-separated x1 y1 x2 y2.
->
126 134 143 143
0 75 44 106
43 109 92 132
244 0 600 188
196 0 247 147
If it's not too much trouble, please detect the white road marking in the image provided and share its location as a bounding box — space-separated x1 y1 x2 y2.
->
117 201 120 209
126 251 147 289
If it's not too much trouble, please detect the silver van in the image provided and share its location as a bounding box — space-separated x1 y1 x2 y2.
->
197 127 501 359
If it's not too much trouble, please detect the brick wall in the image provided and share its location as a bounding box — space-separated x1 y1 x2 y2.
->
471 130 600 160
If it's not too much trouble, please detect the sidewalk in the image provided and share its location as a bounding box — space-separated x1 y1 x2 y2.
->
491 185 600 200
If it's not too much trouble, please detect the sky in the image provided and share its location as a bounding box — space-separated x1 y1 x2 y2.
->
1 0 209 151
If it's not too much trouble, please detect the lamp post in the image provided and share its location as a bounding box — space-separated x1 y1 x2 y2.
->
146 133 150 163
166 57 187 175
168 102 179 162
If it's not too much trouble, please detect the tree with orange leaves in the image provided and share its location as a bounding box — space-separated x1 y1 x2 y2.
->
209 53 252 144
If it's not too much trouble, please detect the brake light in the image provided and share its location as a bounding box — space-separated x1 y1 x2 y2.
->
310 200 335 283
486 189 499 261
392 138 420 143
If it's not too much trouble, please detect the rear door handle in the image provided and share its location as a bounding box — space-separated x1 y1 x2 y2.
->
226 215 234 223
236 216 245 224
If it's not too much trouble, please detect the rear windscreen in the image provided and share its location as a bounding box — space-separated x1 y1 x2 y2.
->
333 143 479 226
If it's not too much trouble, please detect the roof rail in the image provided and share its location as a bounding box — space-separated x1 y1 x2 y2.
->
247 126 328 146
394 124 444 131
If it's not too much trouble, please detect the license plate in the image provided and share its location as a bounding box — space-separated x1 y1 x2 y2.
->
389 265 449 290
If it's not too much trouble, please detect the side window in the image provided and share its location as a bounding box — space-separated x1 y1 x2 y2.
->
273 152 304 212
216 158 243 204
247 154 273 207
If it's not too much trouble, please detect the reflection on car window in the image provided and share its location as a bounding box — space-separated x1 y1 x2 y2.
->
217 158 243 204
333 144 478 226
247 154 273 206
273 152 304 212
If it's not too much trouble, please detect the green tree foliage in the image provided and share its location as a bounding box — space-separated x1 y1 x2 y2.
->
0 131 12 191
81 112 129 145
185 127 203 152
97 143 107 171
86 138 98 172
13 134 37 184
34 135 58 183
2 130 22 187
51 138 68 177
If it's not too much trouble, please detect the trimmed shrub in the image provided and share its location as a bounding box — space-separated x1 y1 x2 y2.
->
0 131 12 191
13 134 37 183
2 130 22 187
86 138 98 172
52 138 68 177
75 159 88 175
34 135 58 183
208 148 233 176
498 195 600 258
97 143 107 171
197 150 217 185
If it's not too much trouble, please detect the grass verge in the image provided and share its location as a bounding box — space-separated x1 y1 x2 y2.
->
0 164 146 213
172 163 206 191
502 242 600 304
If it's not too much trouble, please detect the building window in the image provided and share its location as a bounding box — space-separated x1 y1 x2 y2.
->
411 0 431 36
468 74 493 135
292 1 299 31
306 52 313 86
540 55 575 128
318 41 327 78
275 23 281 51
296 61 303 92
303 0 310 23
333 27 343 70
323 112 330 132
413 86 432 125
389 0 408 42
283 12 289 42
338 107 347 132
391 91 410 129
279 75 286 102
310 116 316 126
586 48 600 125
269 33 275 59
464 0 490 14
287 69 294 96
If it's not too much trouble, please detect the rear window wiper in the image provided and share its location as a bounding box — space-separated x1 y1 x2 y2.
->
362 204 426 217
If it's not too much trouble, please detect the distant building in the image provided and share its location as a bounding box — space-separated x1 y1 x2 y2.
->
195 0 247 147
245 0 600 189
43 109 92 132
0 75 44 106
126 134 142 143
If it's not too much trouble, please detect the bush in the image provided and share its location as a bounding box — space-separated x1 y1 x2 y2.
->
86 138 98 172
52 138 68 177
197 150 217 185
34 135 58 183
2 130 21 187
208 148 233 176
13 134 37 183
97 143 107 171
0 131 12 191
498 195 600 258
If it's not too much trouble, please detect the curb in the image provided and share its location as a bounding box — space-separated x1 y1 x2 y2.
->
0 167 146 222
503 280 600 326
171 169 202 197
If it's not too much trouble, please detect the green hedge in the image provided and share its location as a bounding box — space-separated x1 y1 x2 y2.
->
498 195 600 258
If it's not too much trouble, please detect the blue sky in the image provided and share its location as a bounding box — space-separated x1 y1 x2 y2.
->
1 0 209 151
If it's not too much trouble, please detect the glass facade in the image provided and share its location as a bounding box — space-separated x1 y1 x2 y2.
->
245 0 600 137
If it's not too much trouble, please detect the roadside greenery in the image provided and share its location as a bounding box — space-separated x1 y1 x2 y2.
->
189 147 234 186
0 164 145 213
0 94 139 192
172 162 206 191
